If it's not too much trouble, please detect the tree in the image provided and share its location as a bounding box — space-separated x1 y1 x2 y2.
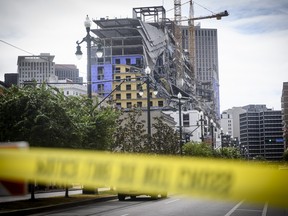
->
112 108 146 153
182 142 213 157
0 84 78 148
214 147 242 159
0 84 120 198
149 117 179 155
283 149 288 162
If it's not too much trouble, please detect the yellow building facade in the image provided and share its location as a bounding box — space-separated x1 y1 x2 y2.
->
112 65 164 109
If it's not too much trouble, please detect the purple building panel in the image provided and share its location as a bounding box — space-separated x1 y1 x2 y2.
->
91 64 113 96
91 55 143 96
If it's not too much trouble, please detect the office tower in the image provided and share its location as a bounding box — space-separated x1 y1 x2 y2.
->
55 64 83 84
182 24 220 119
282 82 288 149
17 53 55 85
239 105 284 160
4 73 18 87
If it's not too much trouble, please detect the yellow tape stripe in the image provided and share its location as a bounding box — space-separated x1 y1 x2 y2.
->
0 148 287 207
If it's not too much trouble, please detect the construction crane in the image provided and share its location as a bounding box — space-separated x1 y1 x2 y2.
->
174 0 229 90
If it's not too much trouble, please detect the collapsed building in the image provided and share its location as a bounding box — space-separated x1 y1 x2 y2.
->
90 5 221 124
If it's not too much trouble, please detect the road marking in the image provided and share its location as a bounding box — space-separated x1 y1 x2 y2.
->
224 200 244 216
262 202 268 216
120 214 129 216
165 199 180 204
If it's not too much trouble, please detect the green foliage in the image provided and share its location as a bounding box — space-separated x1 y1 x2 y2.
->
111 108 146 153
283 149 288 161
149 117 179 155
112 110 180 155
182 142 213 157
0 84 119 150
183 142 242 159
214 147 242 159
0 85 78 148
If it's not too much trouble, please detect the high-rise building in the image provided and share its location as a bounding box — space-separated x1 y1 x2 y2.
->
4 73 18 87
220 107 246 139
55 64 83 84
282 82 288 149
182 24 220 119
239 105 284 160
17 53 55 85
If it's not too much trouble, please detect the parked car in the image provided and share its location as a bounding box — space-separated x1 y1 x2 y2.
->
117 190 167 201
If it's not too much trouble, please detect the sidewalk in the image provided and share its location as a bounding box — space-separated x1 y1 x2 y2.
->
0 188 117 216
0 187 113 203
0 189 83 203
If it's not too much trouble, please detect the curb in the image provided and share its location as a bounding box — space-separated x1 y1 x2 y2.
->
0 195 117 216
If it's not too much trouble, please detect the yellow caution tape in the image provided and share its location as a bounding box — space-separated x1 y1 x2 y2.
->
0 147 287 207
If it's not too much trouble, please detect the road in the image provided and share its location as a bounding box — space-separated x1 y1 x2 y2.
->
30 195 287 216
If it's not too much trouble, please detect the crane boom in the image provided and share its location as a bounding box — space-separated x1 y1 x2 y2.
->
185 10 229 21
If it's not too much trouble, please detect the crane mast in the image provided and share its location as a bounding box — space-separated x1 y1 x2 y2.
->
173 0 229 90
174 0 184 87
188 0 195 89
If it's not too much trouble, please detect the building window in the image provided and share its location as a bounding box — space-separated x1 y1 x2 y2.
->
183 114 190 127
127 102 132 108
126 93 131 99
98 67 104 80
137 102 142 107
115 67 121 73
126 58 131 65
115 85 121 91
126 76 131 81
115 76 121 81
126 84 131 90
98 84 104 92
137 93 142 99
116 94 121 99
136 58 142 67
158 101 164 107
116 103 121 108
115 59 120 64
125 67 130 73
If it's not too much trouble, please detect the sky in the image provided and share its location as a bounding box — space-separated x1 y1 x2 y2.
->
0 0 287 112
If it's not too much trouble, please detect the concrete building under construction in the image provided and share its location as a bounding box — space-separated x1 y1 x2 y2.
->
90 5 222 124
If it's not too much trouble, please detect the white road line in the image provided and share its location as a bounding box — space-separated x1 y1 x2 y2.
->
262 202 268 216
224 200 244 216
165 199 180 204
120 214 129 216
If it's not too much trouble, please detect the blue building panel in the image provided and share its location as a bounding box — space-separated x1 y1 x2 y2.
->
91 64 113 96
91 55 143 96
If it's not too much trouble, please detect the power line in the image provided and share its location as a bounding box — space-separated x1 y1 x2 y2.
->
0 39 34 55
0 39 85 78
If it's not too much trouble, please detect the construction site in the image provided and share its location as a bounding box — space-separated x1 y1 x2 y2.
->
89 0 228 142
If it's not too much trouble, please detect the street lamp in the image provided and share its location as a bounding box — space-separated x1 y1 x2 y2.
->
178 92 183 155
145 66 152 139
199 111 204 142
210 119 215 150
138 66 157 141
75 15 103 99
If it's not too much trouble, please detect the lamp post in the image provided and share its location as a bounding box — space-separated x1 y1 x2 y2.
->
178 92 183 155
145 66 152 139
139 66 158 142
75 15 103 99
199 111 204 142
210 119 215 150
220 128 224 149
